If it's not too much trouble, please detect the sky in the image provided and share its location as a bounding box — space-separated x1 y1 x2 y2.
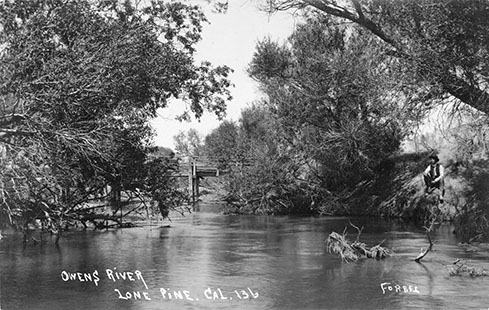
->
150 0 298 148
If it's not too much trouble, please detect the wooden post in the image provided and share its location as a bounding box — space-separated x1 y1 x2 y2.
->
194 175 199 198
188 159 194 204
192 158 199 204
188 158 198 204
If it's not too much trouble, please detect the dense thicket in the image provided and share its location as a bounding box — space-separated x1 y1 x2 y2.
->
205 15 418 214
0 0 232 240
259 0 489 240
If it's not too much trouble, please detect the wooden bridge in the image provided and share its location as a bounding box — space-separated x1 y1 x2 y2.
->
174 158 220 204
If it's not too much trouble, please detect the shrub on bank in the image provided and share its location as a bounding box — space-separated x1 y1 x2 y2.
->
217 148 489 243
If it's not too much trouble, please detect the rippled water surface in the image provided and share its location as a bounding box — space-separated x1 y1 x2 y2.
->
1 204 489 310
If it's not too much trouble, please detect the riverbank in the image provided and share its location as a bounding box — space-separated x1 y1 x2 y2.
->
354 153 489 242
201 152 489 242
345 152 457 220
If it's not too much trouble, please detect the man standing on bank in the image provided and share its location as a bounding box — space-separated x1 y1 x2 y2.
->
423 154 445 203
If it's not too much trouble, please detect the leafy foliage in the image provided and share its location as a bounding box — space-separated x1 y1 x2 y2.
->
202 15 413 215
204 120 241 169
174 128 204 158
265 0 489 115
0 0 232 239
249 15 411 194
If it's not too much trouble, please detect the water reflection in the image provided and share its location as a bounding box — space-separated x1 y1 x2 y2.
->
1 203 489 310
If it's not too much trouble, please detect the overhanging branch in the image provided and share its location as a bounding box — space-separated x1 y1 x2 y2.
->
275 0 489 115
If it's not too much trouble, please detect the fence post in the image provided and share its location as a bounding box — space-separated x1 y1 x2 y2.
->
188 159 193 204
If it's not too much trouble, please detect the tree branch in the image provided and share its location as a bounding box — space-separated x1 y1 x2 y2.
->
0 114 28 127
283 0 489 115
414 216 436 262
303 0 403 51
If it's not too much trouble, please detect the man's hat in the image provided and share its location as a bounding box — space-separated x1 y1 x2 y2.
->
429 154 439 163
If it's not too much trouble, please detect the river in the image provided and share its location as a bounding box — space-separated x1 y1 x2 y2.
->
1 203 489 310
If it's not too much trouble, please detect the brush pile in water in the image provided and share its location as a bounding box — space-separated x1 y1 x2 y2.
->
326 231 391 262
446 259 489 277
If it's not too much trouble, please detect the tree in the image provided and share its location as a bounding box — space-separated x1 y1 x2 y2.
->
174 128 205 158
0 0 232 239
264 0 489 115
249 14 412 193
211 104 315 214
201 14 413 215
204 120 241 169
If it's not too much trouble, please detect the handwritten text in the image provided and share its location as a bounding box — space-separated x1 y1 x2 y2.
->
380 282 420 294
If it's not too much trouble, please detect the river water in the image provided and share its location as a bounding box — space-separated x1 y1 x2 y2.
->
1 203 489 310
